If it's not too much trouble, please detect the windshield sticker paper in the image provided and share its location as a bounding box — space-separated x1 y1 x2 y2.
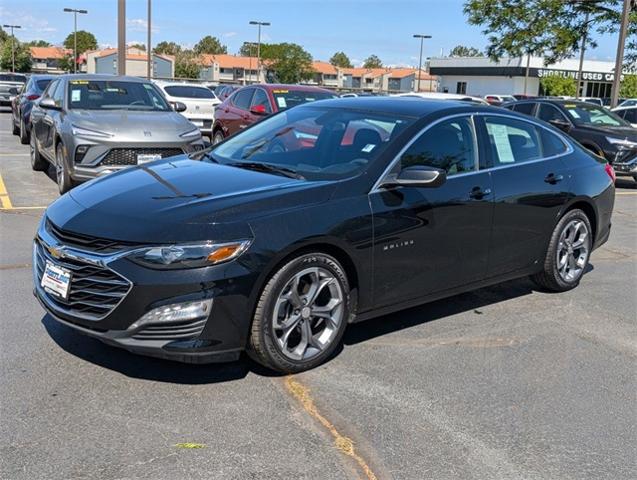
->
276 97 287 109
361 144 376 153
71 89 81 102
488 123 515 163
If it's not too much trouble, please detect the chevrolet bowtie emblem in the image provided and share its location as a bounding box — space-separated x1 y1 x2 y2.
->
47 245 64 259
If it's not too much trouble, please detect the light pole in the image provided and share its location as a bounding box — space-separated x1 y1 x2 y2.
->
249 21 270 82
611 0 632 108
2 24 21 73
147 0 152 79
63 8 88 74
413 34 431 92
117 0 126 75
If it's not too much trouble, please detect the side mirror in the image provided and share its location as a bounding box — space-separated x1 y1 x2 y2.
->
549 118 571 132
39 97 60 110
250 104 268 116
381 165 447 189
172 101 187 113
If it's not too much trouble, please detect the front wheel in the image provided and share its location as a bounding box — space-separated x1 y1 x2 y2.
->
249 253 351 373
30 134 47 171
55 143 75 194
212 130 225 145
531 209 592 292
19 117 29 144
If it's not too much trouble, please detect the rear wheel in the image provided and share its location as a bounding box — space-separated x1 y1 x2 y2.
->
12 115 19 135
30 133 47 171
19 117 29 144
531 209 592 292
55 143 75 194
249 253 350 373
212 130 225 145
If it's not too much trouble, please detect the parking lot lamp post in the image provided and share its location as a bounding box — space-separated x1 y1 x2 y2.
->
249 21 270 82
2 24 21 73
63 8 88 74
147 0 151 79
413 34 431 92
611 0 632 108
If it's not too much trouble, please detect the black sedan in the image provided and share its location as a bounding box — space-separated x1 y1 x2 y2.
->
33 97 615 372
505 98 637 181
11 74 54 144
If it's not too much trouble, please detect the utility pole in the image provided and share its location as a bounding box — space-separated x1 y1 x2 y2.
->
2 24 21 73
147 0 152 79
611 0 631 108
249 21 270 82
63 8 88 74
413 34 431 92
523 53 531 95
117 0 126 75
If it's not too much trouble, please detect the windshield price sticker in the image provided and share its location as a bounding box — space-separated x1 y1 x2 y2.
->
71 90 81 102
488 123 515 163
276 97 287 108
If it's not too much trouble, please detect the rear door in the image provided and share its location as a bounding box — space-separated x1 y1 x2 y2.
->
225 88 255 136
477 114 572 277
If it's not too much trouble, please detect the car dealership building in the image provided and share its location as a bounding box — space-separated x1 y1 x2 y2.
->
429 56 621 98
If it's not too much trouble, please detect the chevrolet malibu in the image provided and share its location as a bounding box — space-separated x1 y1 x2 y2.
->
29 74 204 194
33 97 615 373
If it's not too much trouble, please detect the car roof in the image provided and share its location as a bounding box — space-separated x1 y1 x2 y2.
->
296 96 495 118
58 74 150 83
154 80 210 88
514 98 598 108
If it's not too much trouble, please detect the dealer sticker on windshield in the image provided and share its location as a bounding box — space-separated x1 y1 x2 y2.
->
41 261 72 299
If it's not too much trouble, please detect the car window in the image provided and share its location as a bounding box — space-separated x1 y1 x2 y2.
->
164 85 215 99
51 80 65 108
538 104 569 123
232 88 255 110
251 88 272 113
42 79 58 99
624 109 637 124
35 79 52 92
513 102 535 115
400 116 477 176
562 102 629 127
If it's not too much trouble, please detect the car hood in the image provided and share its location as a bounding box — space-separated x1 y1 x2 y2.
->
69 110 195 138
578 123 637 140
46 158 335 243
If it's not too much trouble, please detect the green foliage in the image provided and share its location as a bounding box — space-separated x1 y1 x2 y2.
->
25 40 51 47
129 43 146 51
193 36 227 55
63 30 98 54
174 51 201 79
238 42 256 57
329 51 352 68
620 74 637 97
154 41 181 56
363 54 382 68
260 43 314 83
540 75 577 96
0 27 9 44
57 54 75 73
0 39 32 72
449 45 483 57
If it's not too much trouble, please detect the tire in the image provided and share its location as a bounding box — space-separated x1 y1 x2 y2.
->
249 253 351 373
55 142 75 194
531 209 592 292
212 130 225 145
12 115 19 135
30 133 47 171
19 117 29 144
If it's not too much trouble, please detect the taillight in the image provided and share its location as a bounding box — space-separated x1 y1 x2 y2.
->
27 94 40 101
604 163 616 182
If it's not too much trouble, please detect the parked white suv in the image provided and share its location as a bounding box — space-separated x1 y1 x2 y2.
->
154 81 221 138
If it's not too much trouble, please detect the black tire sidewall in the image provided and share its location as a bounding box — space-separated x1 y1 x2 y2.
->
213 131 224 144
253 253 351 373
547 210 592 290
56 143 72 194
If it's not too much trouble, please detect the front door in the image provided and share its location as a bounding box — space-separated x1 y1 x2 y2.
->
370 115 494 308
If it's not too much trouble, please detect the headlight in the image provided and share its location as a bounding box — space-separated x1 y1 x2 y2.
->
606 136 637 149
72 124 113 138
128 240 251 269
180 127 201 138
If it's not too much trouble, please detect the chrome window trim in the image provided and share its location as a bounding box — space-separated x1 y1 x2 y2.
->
370 111 574 193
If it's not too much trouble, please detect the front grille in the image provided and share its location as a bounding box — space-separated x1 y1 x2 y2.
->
47 220 142 254
100 148 184 166
34 240 131 321
132 318 207 341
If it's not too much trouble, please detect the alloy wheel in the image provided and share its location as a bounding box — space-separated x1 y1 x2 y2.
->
556 219 589 282
272 267 344 361
56 147 64 189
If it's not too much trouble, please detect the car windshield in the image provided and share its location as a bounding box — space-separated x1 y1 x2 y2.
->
67 80 171 111
209 106 414 180
562 102 630 127
164 85 215 99
271 88 338 110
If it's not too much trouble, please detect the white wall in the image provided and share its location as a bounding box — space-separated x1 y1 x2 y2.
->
438 75 540 96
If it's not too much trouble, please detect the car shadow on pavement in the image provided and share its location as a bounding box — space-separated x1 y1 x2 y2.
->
41 314 279 384
615 178 636 189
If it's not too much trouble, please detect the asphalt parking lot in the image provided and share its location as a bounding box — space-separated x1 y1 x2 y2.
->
0 107 635 480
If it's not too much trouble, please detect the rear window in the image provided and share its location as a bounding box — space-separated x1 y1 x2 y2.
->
271 89 337 111
0 74 26 83
513 103 535 115
164 85 215 99
36 79 52 92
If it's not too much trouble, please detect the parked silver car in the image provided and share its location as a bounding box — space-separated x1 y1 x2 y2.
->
30 74 205 193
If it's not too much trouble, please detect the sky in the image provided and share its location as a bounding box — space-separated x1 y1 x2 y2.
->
0 0 623 67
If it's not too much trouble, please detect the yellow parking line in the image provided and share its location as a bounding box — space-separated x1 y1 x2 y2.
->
0 172 13 209
616 191 637 195
0 206 47 211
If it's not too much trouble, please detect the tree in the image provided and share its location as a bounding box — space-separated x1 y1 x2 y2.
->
193 35 227 55
329 51 352 68
174 50 201 79
25 40 51 47
0 39 32 72
620 74 637 97
260 43 314 83
540 76 577 96
363 54 382 68
449 45 483 57
62 30 98 54
154 41 181 56
238 42 256 57
129 43 146 51
0 27 9 45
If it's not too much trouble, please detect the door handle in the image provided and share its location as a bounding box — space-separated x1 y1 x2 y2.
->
544 173 564 185
469 186 492 199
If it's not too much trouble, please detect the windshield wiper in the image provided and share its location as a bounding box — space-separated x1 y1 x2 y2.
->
188 144 218 163
241 126 295 160
226 161 304 180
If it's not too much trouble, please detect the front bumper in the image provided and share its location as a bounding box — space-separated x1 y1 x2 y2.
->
33 221 256 364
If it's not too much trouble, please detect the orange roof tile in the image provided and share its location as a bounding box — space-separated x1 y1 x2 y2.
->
312 61 338 75
30 46 70 59
198 54 259 69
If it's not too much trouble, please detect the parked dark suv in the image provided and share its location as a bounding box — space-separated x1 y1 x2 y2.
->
505 99 637 181
11 74 55 144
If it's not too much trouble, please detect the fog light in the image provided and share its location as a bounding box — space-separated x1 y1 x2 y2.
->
75 145 89 163
130 299 213 329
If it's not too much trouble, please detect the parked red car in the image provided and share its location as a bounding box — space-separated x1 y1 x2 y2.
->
211 84 337 144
